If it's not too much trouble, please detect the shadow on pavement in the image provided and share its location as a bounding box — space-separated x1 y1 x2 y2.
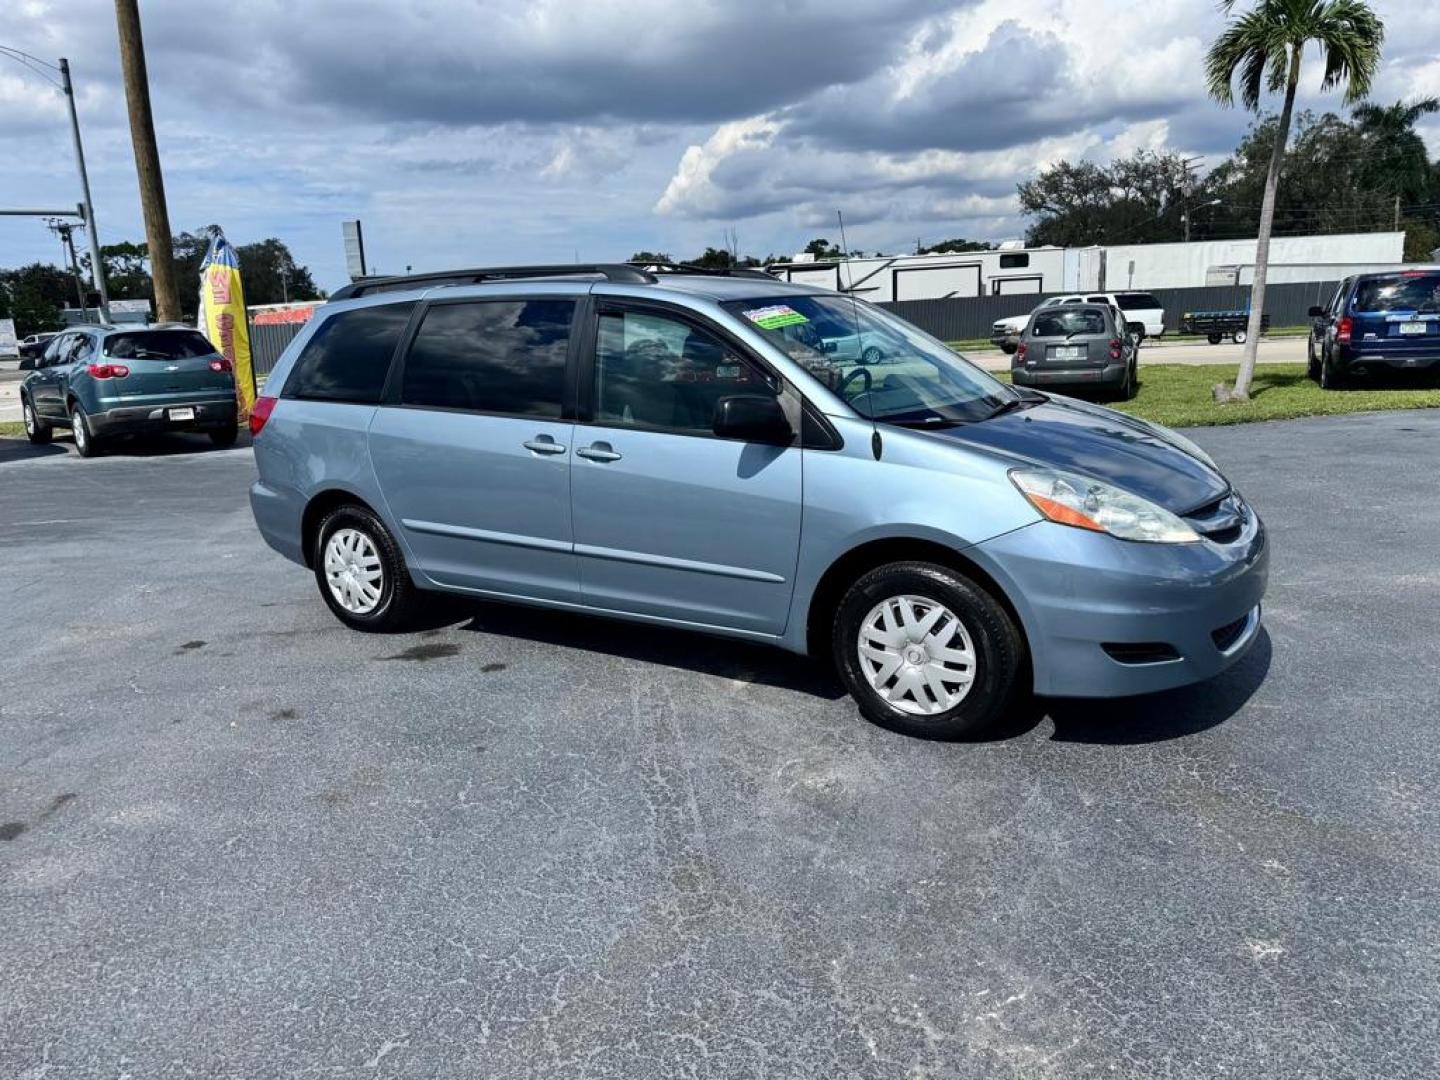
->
0 438 69 464
0 430 250 463
443 599 848 700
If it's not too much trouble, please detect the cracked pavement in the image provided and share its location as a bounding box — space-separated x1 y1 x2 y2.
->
1 412 1438 1078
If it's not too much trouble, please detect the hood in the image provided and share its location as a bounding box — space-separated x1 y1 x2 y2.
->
925 395 1228 514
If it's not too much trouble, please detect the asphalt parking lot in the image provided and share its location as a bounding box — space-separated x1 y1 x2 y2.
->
2 413 1438 1079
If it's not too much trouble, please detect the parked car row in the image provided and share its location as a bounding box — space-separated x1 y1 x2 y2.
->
19 324 239 456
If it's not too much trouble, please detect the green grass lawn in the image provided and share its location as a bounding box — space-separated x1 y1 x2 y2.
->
999 362 1440 427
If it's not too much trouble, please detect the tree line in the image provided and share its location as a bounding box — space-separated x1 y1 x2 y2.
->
1019 98 1438 261
0 226 323 335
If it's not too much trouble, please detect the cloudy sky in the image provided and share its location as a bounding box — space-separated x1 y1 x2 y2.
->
2 0 1438 292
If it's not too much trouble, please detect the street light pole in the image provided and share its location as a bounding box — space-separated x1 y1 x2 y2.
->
58 58 112 324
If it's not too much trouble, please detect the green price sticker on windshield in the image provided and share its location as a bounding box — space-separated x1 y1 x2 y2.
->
743 304 810 330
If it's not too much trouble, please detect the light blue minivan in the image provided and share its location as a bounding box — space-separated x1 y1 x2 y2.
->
249 264 1267 738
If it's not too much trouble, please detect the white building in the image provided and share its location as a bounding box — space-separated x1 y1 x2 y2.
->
765 231 1408 300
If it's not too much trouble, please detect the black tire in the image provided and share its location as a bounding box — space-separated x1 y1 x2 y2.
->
312 504 420 632
1306 337 1320 380
1319 351 1346 390
1207 332 1223 345
21 395 52 445
1000 342 1018 355
860 345 884 365
208 425 239 448
833 561 1024 740
1232 330 1247 345
69 402 101 457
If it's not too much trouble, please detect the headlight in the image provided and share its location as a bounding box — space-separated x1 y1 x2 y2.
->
1010 467 1200 543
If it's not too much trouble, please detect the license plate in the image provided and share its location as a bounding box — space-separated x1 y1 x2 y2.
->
1399 322 1428 336
1050 345 1085 361
168 407 195 421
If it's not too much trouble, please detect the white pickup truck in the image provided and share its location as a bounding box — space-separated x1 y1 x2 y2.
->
991 292 1166 353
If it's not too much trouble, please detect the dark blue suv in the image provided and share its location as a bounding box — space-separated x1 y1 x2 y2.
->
1308 270 1440 388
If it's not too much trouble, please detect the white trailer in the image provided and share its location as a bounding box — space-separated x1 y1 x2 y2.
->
1095 232 1405 290
767 246 1067 302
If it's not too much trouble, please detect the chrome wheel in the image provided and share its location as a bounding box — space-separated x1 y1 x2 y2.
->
71 410 87 452
323 528 384 614
856 594 976 716
23 399 35 436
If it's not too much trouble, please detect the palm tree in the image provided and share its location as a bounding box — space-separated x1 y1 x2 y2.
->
1205 0 1384 401
1351 97 1440 206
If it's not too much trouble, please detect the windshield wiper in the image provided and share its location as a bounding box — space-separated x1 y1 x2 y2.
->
889 416 969 430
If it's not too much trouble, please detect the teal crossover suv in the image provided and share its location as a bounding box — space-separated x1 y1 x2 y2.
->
19 324 239 456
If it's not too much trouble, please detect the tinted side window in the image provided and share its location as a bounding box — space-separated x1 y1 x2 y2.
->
285 302 414 404
42 334 73 365
72 336 95 363
401 299 574 417
999 252 1029 269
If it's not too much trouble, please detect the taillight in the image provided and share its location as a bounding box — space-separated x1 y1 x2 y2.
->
1016 341 1028 362
1109 338 1123 360
1337 316 1353 344
209 357 233 373
249 395 277 437
86 363 129 379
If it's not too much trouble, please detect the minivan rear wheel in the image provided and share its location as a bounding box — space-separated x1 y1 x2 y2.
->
313 505 419 632
833 561 1024 739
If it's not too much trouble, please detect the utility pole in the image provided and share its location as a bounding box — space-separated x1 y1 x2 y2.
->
1181 155 1203 245
114 0 181 322
58 59 111 323
47 218 89 319
1394 194 1401 231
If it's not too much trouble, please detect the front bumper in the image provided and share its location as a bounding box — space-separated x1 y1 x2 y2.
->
89 398 237 435
975 510 1269 698
1012 360 1127 389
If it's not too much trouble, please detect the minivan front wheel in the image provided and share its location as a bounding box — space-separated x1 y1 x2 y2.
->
834 562 1024 739
313 505 419 632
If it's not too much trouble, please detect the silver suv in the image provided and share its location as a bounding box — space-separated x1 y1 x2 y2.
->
249 263 1265 739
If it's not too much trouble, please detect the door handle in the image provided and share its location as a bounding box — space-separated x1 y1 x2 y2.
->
577 442 622 462
523 436 567 455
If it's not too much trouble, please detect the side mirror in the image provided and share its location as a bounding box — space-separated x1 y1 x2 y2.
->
18 357 36 370
713 394 792 445
1307 306 1326 318
822 340 838 353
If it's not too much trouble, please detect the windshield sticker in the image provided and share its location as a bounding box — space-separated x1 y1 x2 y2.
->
743 304 809 330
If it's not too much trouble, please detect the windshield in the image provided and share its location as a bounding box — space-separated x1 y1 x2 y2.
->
104 330 216 360
723 294 1016 425
1353 273 1440 313
1115 292 1160 310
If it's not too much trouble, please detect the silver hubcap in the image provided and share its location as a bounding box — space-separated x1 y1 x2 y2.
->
72 413 86 449
324 528 384 614
857 594 976 716
23 400 34 434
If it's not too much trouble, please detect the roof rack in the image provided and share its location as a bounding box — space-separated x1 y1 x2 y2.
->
328 260 781 301
329 263 654 301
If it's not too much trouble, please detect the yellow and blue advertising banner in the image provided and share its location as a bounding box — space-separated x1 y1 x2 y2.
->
197 232 255 414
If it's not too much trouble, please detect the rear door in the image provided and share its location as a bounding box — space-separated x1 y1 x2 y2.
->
367 292 581 603
567 300 802 636
101 329 233 409
1347 272 1440 364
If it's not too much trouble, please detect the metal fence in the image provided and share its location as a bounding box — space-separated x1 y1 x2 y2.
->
878 280 1340 342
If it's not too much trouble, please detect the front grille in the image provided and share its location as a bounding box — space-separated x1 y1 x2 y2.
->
1103 642 1181 665
1211 614 1250 651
